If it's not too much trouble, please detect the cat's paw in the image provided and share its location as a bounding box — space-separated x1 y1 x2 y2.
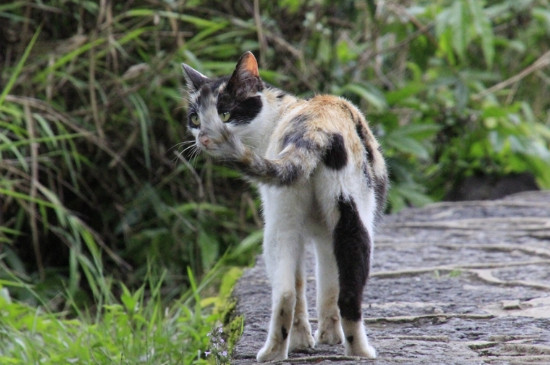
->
315 315 344 345
198 126 240 158
289 318 314 351
344 333 377 359
256 339 288 363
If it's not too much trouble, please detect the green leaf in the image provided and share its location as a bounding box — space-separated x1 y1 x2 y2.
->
198 231 219 270
468 0 495 67
230 230 263 258
340 84 387 111
385 82 426 105
120 284 144 313
397 123 441 138
386 135 430 160
385 123 439 160
533 7 550 31
0 26 41 106
393 182 433 207
450 0 469 63
33 37 106 83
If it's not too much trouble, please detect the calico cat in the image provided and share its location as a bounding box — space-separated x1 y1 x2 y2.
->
182 52 388 362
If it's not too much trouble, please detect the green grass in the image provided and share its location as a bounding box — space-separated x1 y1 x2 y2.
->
0 263 242 364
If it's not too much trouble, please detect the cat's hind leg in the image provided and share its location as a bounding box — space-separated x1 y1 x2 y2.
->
333 195 377 358
256 242 295 362
288 257 315 352
312 232 345 346
257 189 311 362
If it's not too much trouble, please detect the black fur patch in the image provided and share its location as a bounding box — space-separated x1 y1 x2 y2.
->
355 123 366 145
199 84 212 100
281 326 288 340
333 195 371 321
355 123 375 165
282 115 317 150
229 96 263 125
278 163 300 185
215 95 263 126
210 76 231 93
374 174 388 217
322 133 347 170
362 162 373 188
282 130 317 151
347 335 354 344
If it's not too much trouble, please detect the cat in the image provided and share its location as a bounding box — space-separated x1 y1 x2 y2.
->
182 51 388 362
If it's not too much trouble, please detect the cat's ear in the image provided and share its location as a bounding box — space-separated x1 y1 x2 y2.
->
234 51 260 78
181 63 209 91
227 51 263 99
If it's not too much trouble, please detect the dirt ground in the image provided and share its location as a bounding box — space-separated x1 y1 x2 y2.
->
231 191 550 364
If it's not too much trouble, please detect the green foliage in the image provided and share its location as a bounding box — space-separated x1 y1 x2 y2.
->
0 267 228 364
1 0 261 301
0 256 242 364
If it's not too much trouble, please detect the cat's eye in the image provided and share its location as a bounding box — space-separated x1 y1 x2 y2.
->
189 113 200 126
220 111 231 122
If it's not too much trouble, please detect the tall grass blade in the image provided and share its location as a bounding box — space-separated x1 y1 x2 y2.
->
0 26 41 106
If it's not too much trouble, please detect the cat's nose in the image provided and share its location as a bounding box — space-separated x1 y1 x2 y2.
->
198 133 211 148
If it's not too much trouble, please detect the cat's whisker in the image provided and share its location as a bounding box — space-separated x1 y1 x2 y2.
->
175 141 197 155
182 144 200 157
185 147 202 167
170 142 193 164
170 140 194 153
179 142 195 152
173 143 200 165
181 142 202 164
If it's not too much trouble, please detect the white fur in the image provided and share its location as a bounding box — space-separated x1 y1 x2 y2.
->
230 93 280 156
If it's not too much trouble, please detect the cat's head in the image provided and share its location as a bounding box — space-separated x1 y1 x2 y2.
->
182 52 265 153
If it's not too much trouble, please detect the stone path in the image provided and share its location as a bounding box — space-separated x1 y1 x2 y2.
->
231 191 550 364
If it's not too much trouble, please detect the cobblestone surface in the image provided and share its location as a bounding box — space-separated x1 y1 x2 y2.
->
231 191 550 364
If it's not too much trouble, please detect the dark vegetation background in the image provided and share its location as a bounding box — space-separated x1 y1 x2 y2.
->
1 0 549 336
